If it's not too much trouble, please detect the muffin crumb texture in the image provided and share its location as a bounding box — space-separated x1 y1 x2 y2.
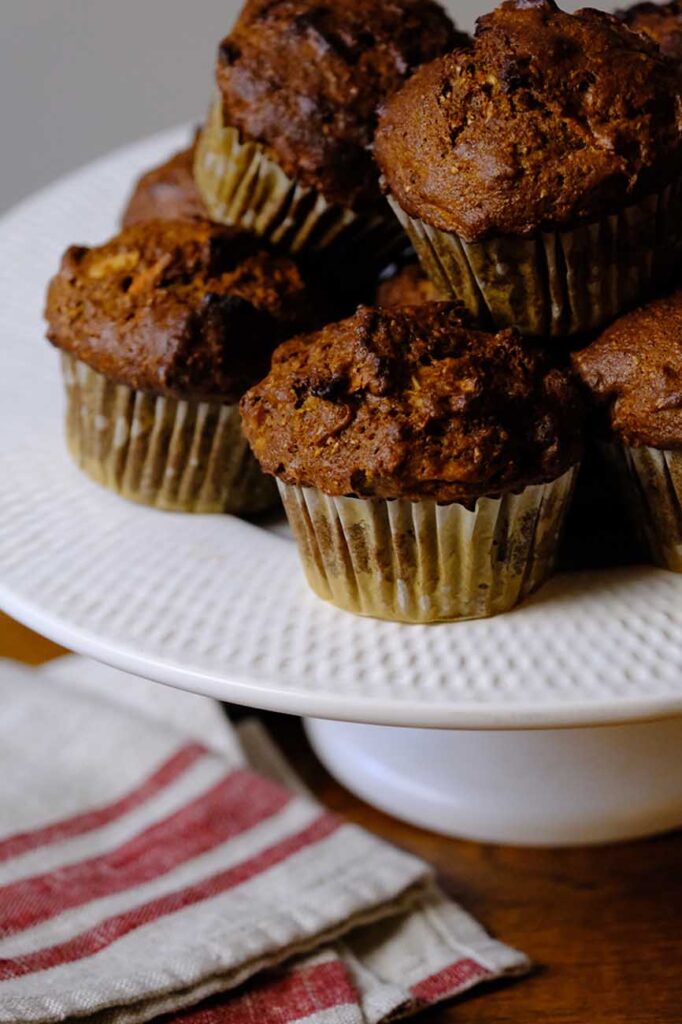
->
375 0 682 239
375 262 444 306
618 1 682 59
241 303 582 504
45 220 312 403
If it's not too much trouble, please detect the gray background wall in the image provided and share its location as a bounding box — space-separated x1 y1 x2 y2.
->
1 0 612 215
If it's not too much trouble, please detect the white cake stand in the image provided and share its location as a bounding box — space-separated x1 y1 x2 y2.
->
2 128 682 847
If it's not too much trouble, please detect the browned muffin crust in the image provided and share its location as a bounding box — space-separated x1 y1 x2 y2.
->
216 0 465 209
375 0 682 240
241 303 581 503
45 220 312 404
618 1 682 59
573 290 682 450
375 262 443 306
122 145 208 227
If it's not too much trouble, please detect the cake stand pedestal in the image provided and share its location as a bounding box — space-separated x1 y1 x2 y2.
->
306 717 682 846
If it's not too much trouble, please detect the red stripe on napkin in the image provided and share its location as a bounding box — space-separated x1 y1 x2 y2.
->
172 959 359 1024
0 769 291 938
0 743 207 864
410 957 490 1003
0 812 341 981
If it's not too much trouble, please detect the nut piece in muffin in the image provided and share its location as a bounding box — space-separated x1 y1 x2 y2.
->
375 0 682 338
241 303 581 622
122 143 208 227
375 262 444 307
195 0 465 276
573 290 682 571
617 1 682 60
45 219 313 515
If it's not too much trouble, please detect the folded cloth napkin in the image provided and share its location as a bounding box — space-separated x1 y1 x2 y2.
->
0 656 529 1024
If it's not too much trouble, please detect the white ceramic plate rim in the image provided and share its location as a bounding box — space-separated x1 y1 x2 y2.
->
4 581 682 729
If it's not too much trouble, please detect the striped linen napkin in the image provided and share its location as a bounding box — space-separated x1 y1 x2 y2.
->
0 656 528 1024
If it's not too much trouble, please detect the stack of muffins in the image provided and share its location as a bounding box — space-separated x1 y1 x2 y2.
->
44 0 682 623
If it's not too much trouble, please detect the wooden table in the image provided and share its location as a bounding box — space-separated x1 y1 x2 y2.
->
2 610 681 1023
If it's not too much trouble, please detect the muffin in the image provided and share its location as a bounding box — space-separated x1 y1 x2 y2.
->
121 142 361 320
45 219 312 515
241 303 581 622
573 289 682 572
375 261 444 307
194 0 464 278
375 0 682 338
122 144 207 226
617 1 682 59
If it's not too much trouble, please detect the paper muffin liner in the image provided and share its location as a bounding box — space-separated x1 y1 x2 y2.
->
605 443 682 572
61 354 278 515
390 177 682 338
194 97 406 274
278 468 577 623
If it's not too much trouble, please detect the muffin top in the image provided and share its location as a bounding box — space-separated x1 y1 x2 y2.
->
618 1 682 59
122 145 207 227
375 0 682 240
375 262 443 306
45 220 312 404
216 0 463 209
241 303 581 503
573 290 682 450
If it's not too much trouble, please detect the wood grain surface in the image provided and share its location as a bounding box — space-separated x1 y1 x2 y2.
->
2 610 680 1023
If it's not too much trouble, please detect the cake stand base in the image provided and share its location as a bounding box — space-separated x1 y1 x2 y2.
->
305 717 682 847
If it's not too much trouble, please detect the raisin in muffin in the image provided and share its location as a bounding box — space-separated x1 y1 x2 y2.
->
241 303 582 621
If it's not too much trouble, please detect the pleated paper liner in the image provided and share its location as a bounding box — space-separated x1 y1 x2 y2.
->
606 443 682 573
389 176 682 339
61 354 278 515
279 468 577 623
194 98 407 276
